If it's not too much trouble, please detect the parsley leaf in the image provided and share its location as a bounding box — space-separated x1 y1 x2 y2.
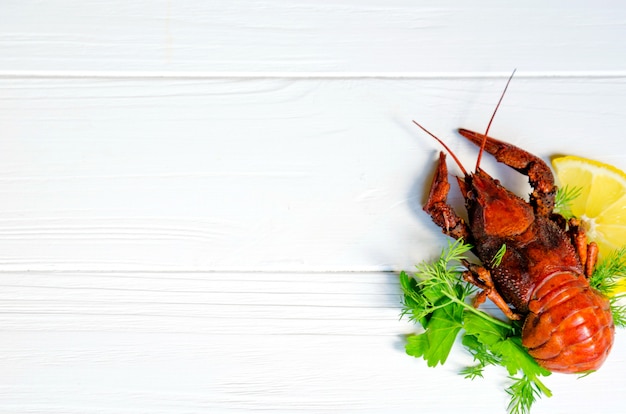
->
400 239 552 414
406 301 464 366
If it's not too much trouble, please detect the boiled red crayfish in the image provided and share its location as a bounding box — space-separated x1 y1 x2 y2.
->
416 79 614 373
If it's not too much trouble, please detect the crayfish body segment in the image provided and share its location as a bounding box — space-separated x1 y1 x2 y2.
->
422 129 614 373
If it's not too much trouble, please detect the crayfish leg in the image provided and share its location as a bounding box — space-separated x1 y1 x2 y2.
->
586 243 599 277
457 128 556 218
461 260 522 321
423 152 472 241
568 218 599 277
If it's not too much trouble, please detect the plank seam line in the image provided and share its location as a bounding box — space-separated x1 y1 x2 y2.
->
0 269 401 275
2 70 626 79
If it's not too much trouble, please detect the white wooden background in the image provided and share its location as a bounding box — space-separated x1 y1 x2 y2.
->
2 1 626 413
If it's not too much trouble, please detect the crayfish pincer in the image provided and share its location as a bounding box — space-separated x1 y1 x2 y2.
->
418 125 614 373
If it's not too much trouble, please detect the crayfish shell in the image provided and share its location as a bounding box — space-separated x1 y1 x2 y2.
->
521 271 614 373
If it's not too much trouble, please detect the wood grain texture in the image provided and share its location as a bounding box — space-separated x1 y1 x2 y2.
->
2 0 626 73
1 270 625 413
1 77 626 272
2 1 626 413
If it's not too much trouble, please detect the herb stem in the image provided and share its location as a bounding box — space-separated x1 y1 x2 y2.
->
442 291 514 330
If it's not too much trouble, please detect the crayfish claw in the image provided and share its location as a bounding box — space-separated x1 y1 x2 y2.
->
457 128 556 217
423 152 472 241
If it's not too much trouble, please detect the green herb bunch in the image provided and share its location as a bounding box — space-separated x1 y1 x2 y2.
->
400 239 551 414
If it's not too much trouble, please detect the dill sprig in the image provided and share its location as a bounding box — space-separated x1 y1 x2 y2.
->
506 374 552 414
590 247 626 327
400 239 551 414
491 243 507 268
554 185 582 219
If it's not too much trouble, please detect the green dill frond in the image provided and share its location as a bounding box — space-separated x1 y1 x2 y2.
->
576 370 596 379
589 247 626 325
460 364 485 380
555 184 582 207
506 376 547 414
609 295 626 328
439 238 474 268
460 334 502 380
590 246 626 294
554 185 582 219
491 243 507 268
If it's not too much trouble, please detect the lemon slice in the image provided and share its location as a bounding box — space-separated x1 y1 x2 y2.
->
552 156 626 292
552 156 626 255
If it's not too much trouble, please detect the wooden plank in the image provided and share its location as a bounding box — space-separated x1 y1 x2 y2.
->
3 1 626 413
2 0 626 73
0 271 401 335
2 76 626 272
0 270 624 413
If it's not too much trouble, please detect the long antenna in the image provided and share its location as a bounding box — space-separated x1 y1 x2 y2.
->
413 120 467 176
475 69 517 171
